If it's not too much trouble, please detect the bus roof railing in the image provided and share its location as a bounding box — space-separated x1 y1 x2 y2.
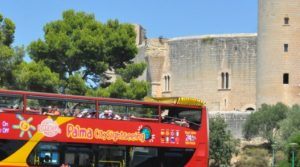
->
0 89 205 108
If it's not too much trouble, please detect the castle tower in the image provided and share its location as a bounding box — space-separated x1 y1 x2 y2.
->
257 0 300 107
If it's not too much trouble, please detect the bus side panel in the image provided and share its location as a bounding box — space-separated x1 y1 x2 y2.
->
185 107 209 167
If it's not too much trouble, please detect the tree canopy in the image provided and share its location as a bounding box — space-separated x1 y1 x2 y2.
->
26 10 148 99
243 103 288 143
28 10 138 87
279 104 300 141
277 105 300 166
0 14 24 87
209 116 238 167
0 14 15 46
13 62 60 93
242 103 300 166
115 62 147 82
86 77 149 100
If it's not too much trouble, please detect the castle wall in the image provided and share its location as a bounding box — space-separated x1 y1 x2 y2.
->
133 38 169 97
209 111 251 138
257 0 300 107
167 34 257 111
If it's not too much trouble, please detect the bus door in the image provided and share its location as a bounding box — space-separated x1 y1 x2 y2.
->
129 147 159 167
96 146 126 167
62 145 94 167
28 142 60 166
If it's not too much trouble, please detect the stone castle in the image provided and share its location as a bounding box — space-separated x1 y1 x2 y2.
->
134 0 300 112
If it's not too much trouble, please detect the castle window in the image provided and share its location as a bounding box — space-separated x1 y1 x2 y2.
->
283 73 289 84
284 17 289 25
225 72 229 89
221 73 225 89
284 44 289 52
164 75 170 91
220 72 230 89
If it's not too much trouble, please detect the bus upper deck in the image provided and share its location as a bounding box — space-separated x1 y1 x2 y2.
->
0 89 208 167
0 89 204 130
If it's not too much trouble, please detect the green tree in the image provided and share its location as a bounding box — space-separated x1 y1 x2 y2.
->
275 132 300 167
13 62 60 93
279 105 300 141
86 77 149 100
0 14 24 87
276 105 300 167
128 79 149 100
27 10 148 99
243 103 288 143
28 10 137 89
116 62 147 82
86 87 110 98
286 133 300 167
64 73 88 95
209 116 238 167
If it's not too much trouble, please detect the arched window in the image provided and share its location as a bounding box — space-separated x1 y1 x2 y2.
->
220 72 230 90
225 72 229 89
246 107 255 111
164 76 168 91
167 75 170 91
221 73 225 89
164 75 171 91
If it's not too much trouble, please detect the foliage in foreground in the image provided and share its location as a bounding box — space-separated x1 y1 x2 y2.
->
243 103 288 143
27 10 138 89
25 10 148 99
0 11 149 100
209 116 239 167
12 62 60 93
0 14 24 88
86 78 149 100
243 103 300 167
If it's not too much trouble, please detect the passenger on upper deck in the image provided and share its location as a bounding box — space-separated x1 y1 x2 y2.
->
110 110 121 120
85 109 96 118
99 110 110 119
43 106 60 116
73 108 82 117
175 117 189 127
62 108 72 117
99 109 121 120
81 109 95 118
13 104 19 110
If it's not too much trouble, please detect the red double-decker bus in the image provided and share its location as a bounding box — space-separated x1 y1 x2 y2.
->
0 89 208 167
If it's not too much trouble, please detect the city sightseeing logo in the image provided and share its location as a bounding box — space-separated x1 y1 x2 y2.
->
38 118 61 137
138 125 155 142
12 114 36 138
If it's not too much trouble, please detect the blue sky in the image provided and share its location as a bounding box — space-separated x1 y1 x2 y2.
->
0 0 257 47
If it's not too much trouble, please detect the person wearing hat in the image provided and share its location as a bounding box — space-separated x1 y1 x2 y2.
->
99 110 110 119
85 109 96 118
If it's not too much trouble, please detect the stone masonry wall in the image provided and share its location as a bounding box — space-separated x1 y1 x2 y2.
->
167 34 257 111
257 0 300 107
209 111 251 138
